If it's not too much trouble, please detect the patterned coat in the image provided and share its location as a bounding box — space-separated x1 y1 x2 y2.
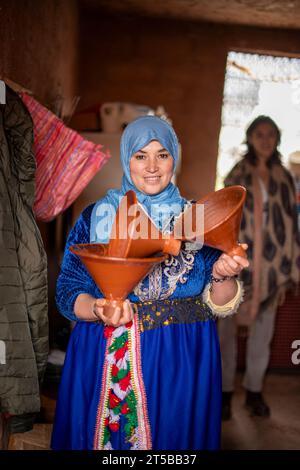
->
225 157 300 312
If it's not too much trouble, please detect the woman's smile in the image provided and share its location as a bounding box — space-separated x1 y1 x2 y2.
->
143 175 161 184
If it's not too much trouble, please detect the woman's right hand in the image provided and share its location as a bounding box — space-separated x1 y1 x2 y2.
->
93 298 135 327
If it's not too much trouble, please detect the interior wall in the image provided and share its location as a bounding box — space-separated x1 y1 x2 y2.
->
0 0 79 246
0 0 79 112
0 0 80 342
78 10 300 199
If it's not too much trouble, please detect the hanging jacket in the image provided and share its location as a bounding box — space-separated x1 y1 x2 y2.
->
0 85 48 431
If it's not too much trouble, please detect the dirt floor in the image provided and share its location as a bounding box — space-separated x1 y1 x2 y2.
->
7 372 300 450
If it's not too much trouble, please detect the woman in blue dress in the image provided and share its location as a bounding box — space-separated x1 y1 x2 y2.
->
51 116 248 450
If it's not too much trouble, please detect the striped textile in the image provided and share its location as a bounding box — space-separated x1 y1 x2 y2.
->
20 93 111 222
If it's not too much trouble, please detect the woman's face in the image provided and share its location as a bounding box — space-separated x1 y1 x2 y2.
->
129 140 174 195
248 122 278 162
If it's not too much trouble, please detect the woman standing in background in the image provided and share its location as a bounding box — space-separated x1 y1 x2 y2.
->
219 115 300 420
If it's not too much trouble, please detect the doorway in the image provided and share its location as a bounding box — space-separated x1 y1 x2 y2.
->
217 50 300 189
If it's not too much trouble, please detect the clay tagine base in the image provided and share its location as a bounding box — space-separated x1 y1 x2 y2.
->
69 243 166 319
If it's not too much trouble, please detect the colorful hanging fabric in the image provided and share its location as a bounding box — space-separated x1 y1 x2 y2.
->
20 93 111 222
94 315 152 450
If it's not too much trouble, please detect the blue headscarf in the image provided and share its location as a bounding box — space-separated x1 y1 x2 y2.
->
90 115 186 243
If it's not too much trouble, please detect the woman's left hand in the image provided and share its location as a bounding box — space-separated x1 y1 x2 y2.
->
212 243 249 279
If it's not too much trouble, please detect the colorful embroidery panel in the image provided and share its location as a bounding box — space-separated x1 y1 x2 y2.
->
94 316 151 450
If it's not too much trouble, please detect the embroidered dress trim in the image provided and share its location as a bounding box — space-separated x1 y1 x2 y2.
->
94 338 112 449
134 295 214 332
93 319 151 450
134 249 196 301
127 315 152 449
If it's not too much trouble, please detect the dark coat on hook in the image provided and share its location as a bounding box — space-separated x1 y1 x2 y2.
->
0 85 48 433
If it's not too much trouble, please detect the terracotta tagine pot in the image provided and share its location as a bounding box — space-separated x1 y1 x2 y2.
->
173 185 247 257
69 243 166 318
107 190 181 258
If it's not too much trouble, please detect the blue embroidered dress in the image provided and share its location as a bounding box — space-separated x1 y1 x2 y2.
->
51 204 222 450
